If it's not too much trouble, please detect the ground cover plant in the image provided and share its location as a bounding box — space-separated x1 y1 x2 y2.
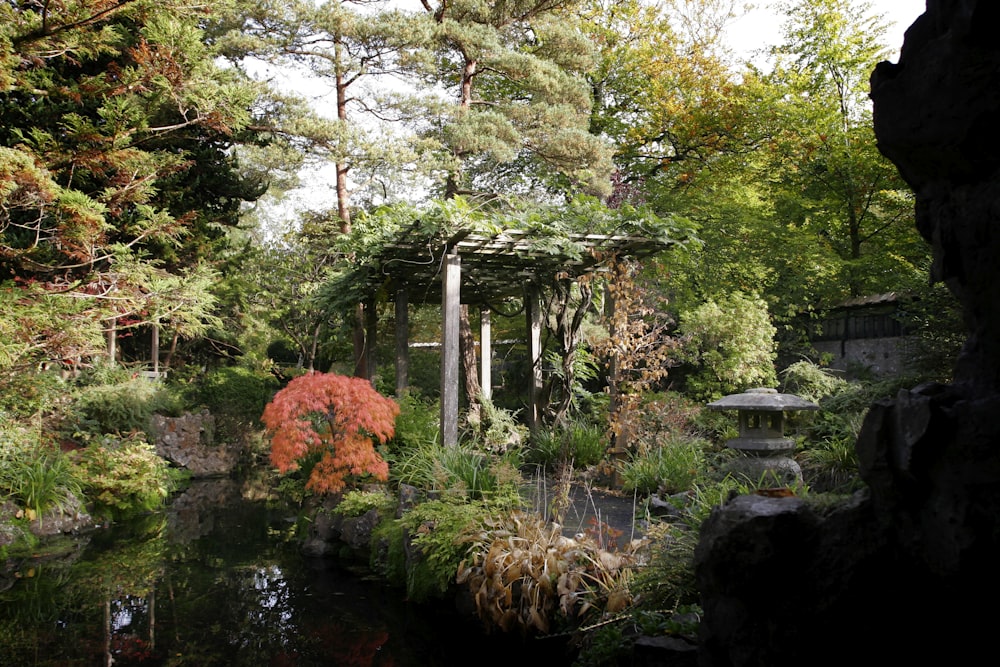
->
69 432 181 518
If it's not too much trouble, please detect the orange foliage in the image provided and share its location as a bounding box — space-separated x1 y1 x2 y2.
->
261 372 399 494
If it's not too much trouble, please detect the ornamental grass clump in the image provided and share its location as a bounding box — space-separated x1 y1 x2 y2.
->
262 372 399 495
457 510 647 636
1 441 83 524
386 438 523 504
618 435 709 496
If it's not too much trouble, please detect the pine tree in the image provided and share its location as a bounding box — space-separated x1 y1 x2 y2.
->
407 0 614 201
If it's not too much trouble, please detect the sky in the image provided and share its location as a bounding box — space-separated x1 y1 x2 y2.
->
727 0 927 63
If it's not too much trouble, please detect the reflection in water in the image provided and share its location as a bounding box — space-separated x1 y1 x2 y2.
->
0 479 575 667
0 480 569 667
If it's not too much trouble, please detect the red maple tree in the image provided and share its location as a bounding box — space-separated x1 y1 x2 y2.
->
261 372 399 494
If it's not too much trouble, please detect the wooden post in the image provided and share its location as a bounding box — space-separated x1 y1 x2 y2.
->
480 307 492 401
605 281 626 486
365 296 377 386
353 303 367 378
395 286 410 396
106 318 117 366
441 253 461 447
606 281 620 425
151 321 160 375
526 285 543 433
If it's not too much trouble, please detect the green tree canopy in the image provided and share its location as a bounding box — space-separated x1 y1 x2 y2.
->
401 0 614 201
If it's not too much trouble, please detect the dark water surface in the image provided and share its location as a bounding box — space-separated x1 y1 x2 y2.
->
0 479 574 667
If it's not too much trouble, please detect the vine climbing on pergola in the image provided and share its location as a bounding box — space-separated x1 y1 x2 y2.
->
320 196 696 447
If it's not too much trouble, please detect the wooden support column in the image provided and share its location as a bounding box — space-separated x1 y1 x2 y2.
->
605 281 620 424
151 321 160 375
480 307 492 401
106 318 117 366
526 285 543 433
365 297 377 386
352 303 367 379
605 281 626 485
395 286 410 397
441 253 461 447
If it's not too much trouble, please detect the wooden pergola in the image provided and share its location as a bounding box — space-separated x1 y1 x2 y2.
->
352 221 673 447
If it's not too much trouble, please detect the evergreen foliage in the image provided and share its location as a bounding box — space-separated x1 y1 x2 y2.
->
0 0 270 377
73 377 182 437
186 365 279 441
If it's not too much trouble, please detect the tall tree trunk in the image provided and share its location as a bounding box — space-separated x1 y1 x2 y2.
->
440 51 480 402
335 36 352 234
308 321 321 372
164 330 179 370
459 304 481 411
549 280 593 426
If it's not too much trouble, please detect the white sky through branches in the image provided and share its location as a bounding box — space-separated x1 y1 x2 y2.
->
727 0 926 63
258 0 929 224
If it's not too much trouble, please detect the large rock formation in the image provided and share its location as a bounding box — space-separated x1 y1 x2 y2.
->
694 2 1000 665
151 410 240 477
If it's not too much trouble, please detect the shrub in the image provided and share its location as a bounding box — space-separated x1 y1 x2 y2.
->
0 369 68 419
690 407 738 444
780 359 848 403
331 489 396 518
185 365 279 441
677 292 778 401
393 498 488 602
793 374 915 493
262 372 399 495
72 377 182 436
896 281 964 382
611 392 714 465
462 398 527 456
386 390 440 456
70 433 177 515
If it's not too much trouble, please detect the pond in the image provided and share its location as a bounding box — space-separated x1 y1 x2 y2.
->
0 479 576 667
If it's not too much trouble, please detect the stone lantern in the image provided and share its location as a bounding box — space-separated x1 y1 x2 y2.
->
706 387 819 485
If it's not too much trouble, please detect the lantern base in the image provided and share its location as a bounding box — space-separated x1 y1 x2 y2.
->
723 452 802 486
725 437 795 454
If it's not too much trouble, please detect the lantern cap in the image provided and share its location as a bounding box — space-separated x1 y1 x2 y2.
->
706 387 820 412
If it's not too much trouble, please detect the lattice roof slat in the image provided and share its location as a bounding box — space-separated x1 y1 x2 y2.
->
363 223 673 306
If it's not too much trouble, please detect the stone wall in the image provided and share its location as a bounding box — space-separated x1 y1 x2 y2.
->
811 335 913 378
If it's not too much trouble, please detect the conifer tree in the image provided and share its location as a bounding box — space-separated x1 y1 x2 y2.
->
408 0 614 201
0 0 269 373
